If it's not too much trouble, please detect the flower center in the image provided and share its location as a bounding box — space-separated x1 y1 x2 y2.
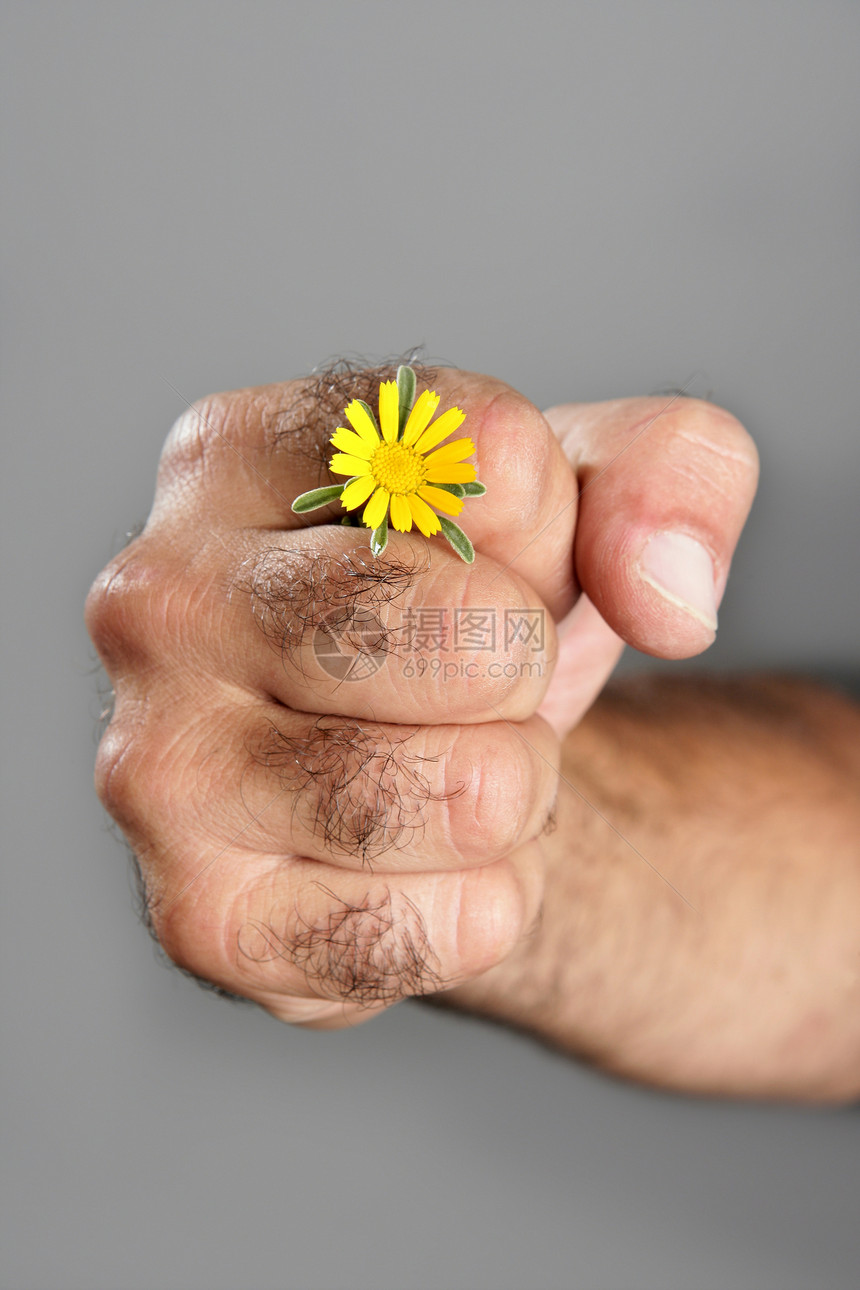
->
370 441 426 495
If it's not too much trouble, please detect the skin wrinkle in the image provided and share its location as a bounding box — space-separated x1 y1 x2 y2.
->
673 426 760 468
443 735 480 863
659 459 739 506
237 885 444 1007
250 716 464 866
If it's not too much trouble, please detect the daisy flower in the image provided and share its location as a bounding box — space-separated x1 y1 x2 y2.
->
291 365 486 562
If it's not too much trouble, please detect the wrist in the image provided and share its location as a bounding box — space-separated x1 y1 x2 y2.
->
425 774 589 1044
426 676 860 1102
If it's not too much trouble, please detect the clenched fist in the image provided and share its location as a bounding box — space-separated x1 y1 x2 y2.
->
86 362 758 1029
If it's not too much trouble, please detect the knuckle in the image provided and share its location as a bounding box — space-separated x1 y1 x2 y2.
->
157 392 233 486
85 542 151 668
94 705 197 838
86 539 209 669
86 542 164 668
152 898 213 978
94 715 159 831
94 719 140 821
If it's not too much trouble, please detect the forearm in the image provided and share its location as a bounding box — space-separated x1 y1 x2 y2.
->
433 676 860 1102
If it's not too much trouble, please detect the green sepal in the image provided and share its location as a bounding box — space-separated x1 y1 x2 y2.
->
460 480 487 497
433 481 466 498
291 483 346 513
341 515 354 525
439 517 475 564
396 365 417 439
355 399 380 435
370 514 389 556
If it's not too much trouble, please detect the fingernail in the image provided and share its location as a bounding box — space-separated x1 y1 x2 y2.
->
638 531 718 631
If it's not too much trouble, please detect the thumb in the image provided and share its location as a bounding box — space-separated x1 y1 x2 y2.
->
543 396 760 659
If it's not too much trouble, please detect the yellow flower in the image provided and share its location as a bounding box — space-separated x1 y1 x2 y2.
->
329 382 476 537
291 365 486 562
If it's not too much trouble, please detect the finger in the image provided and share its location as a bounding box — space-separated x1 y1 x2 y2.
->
89 522 557 725
95 685 559 874
149 365 579 622
241 527 557 724
241 708 560 874
543 396 760 658
142 835 547 1027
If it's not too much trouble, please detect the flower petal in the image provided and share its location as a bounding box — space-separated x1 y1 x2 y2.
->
421 437 475 469
330 453 371 477
389 494 413 532
402 390 441 446
362 486 390 530
408 493 441 537
341 474 376 510
378 380 400 444
344 400 381 447
424 462 477 484
330 427 374 458
418 484 464 517
413 406 466 454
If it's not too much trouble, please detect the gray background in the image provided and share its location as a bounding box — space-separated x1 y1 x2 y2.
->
2 2 858 1288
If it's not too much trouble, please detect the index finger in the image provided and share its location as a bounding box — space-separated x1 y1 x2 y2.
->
149 362 579 621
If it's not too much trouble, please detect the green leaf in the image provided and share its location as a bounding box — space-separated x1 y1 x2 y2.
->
291 483 345 513
370 514 389 556
396 365 417 439
433 481 466 498
355 399 380 435
439 517 475 564
460 481 487 497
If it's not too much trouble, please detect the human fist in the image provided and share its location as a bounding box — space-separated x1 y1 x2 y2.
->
86 363 758 1026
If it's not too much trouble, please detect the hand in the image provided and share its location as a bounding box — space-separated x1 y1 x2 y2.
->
85 364 758 1026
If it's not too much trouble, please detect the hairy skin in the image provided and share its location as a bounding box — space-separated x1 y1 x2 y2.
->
433 675 860 1103
250 716 457 866
244 544 423 664
238 886 444 1007
269 356 440 479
